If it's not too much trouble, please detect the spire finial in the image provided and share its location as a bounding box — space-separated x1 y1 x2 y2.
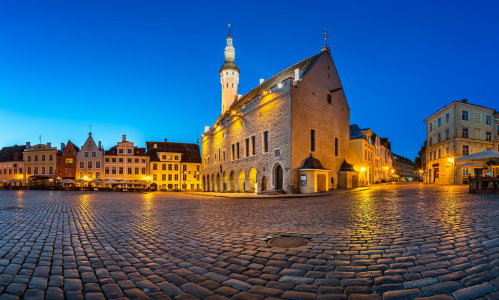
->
321 28 330 52
227 23 231 36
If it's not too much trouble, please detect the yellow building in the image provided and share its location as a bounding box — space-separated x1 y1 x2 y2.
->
146 141 201 191
0 145 25 186
23 142 59 186
349 125 393 185
104 135 149 182
424 99 496 184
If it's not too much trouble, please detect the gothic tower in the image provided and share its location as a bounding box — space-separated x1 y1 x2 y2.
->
220 24 240 114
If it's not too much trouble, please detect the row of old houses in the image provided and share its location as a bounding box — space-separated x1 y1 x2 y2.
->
0 133 202 191
1 28 417 194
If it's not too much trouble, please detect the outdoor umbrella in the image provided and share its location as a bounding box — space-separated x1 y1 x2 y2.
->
455 150 499 162
458 162 486 168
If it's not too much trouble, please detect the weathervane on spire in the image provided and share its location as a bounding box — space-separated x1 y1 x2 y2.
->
227 23 231 36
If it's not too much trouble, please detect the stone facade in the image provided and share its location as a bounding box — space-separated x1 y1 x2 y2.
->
424 99 497 184
201 34 350 193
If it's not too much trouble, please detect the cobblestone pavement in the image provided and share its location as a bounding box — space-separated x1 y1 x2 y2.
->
0 183 498 300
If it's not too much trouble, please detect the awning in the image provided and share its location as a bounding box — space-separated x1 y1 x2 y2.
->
455 150 499 162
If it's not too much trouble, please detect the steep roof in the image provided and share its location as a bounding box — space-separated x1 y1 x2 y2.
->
0 145 26 162
215 51 324 124
146 142 201 163
350 124 364 139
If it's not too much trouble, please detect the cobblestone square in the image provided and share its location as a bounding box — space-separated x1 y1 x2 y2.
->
0 183 498 299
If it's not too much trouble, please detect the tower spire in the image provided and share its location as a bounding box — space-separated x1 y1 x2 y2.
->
219 24 240 114
321 28 330 52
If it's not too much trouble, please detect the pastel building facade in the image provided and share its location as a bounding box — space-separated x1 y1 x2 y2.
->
349 125 393 185
147 141 202 191
56 141 79 180
76 132 104 180
201 31 351 193
23 142 58 184
0 145 25 183
104 135 149 181
424 99 497 184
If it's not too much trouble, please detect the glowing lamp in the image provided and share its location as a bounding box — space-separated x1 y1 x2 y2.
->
83 175 89 181
360 167 366 173
447 158 454 163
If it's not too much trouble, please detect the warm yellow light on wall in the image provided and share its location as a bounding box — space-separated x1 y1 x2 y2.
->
145 176 151 181
447 157 455 163
83 175 89 181
360 167 366 173
383 166 389 171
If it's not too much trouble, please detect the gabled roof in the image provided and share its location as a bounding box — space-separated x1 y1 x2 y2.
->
146 142 201 163
0 145 26 162
215 51 325 124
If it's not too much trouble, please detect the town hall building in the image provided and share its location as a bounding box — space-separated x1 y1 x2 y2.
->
201 28 351 193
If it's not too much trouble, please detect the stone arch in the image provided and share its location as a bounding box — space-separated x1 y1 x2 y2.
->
222 171 228 192
216 173 221 192
273 163 283 190
229 171 236 192
247 168 257 193
210 174 215 192
237 169 245 192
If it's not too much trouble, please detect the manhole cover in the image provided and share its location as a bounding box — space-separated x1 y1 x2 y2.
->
268 236 309 248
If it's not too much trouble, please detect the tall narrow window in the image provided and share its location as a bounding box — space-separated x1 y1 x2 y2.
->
232 144 235 160
334 137 339 157
327 94 332 104
311 130 316 152
263 131 269 153
462 128 469 138
251 136 256 155
245 138 249 157
236 142 240 159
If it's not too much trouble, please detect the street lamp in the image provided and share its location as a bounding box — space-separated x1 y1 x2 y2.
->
447 157 455 184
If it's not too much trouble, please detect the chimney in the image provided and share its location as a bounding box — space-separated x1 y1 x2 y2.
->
461 99 468 103
154 143 157 148
47 142 52 147
98 141 102 149
259 78 264 85
164 138 168 142
293 68 302 85
122 135 126 142
26 142 30 149
61 143 65 150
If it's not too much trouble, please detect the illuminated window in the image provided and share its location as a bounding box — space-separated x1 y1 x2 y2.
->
66 158 73 164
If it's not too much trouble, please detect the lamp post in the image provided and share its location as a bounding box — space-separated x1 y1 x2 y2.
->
447 157 455 184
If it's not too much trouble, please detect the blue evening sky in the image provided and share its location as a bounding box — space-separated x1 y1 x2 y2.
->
1 0 498 160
